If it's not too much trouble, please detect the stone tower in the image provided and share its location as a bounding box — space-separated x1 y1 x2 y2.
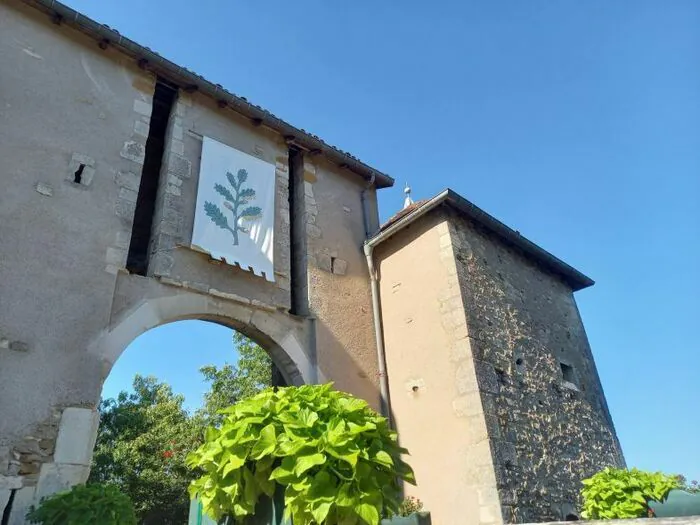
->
371 190 624 525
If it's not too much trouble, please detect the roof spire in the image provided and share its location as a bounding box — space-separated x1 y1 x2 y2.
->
403 183 413 209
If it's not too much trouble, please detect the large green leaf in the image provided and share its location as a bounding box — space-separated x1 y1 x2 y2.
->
251 423 277 459
355 503 380 525
295 453 326 475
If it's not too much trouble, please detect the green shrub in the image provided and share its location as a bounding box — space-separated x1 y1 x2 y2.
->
26 483 137 525
581 467 679 519
187 383 415 525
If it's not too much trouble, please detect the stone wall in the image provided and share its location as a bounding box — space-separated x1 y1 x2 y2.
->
0 0 385 520
524 518 700 525
375 212 503 525
0 0 152 454
306 157 383 408
448 208 624 522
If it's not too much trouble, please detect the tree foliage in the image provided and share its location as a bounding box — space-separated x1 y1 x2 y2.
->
581 467 679 519
187 383 415 525
89 333 273 524
677 474 700 494
88 376 202 524
199 332 272 426
27 483 137 525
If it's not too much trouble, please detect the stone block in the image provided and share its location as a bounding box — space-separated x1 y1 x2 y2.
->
120 141 145 164
172 122 183 141
331 258 347 276
118 187 138 202
0 447 8 475
168 153 191 179
34 183 53 197
105 247 126 267
170 139 184 156
452 391 484 418
69 152 95 168
0 489 10 519
53 408 99 466
151 253 175 277
115 230 131 249
133 98 152 117
307 224 322 239
316 253 332 272
478 486 500 507
115 171 140 191
166 184 181 196
494 440 518 467
133 119 150 137
7 486 36 525
9 341 28 352
479 503 501 524
455 362 479 393
0 476 22 490
475 360 500 394
35 463 89 502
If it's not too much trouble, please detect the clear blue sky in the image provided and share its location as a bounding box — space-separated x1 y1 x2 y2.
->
86 0 700 479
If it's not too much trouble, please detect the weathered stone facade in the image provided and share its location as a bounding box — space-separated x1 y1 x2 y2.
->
448 209 624 522
375 199 623 525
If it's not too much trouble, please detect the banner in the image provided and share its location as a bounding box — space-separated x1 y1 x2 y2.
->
191 137 276 282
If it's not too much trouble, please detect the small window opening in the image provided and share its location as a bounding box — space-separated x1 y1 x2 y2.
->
495 368 507 385
73 163 85 184
560 362 576 385
330 256 336 273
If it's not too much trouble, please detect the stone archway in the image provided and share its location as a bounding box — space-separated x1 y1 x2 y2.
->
92 285 317 389
2 277 318 524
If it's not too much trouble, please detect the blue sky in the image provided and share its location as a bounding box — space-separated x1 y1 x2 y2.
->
86 0 700 479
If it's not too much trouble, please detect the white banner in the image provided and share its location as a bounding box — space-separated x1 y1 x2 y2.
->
191 137 276 281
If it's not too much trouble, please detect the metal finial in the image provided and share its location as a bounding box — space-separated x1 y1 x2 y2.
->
403 183 413 209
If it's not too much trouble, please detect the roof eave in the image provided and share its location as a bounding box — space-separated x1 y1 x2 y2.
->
368 189 595 292
20 0 394 189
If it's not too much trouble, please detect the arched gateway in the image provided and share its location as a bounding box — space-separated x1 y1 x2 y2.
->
1 1 625 524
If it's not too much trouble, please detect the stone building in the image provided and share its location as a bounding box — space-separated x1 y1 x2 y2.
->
0 0 623 523
369 191 624 524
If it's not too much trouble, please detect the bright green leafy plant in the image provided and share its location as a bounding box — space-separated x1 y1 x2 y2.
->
581 467 680 519
26 483 137 525
187 383 415 524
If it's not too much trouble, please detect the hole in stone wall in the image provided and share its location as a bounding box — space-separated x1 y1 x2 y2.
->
560 362 575 384
288 146 309 316
515 357 523 366
495 368 507 385
126 79 177 275
565 513 579 521
73 163 85 184
330 256 336 273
